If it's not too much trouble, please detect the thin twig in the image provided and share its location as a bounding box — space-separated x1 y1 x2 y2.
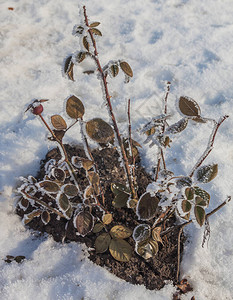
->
83 6 137 199
189 115 229 177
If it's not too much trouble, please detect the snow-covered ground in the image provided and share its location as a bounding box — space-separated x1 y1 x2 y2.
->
1 0 233 299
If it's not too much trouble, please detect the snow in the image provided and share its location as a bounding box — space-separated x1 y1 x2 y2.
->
1 0 233 299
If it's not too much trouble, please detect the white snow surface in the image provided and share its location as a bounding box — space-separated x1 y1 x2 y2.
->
1 0 233 299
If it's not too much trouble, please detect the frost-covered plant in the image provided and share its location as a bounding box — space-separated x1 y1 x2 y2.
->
17 6 231 284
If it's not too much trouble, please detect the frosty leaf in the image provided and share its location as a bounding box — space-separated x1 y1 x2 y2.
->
195 196 207 206
93 223 104 233
196 164 218 183
194 186 210 206
166 118 188 134
119 61 133 77
192 116 207 123
110 64 119 77
14 256 26 263
89 22 100 27
76 52 86 63
102 213 113 225
158 169 174 179
145 127 156 136
66 95 85 119
136 239 158 259
185 187 194 200
64 205 73 219
194 205 205 227
88 171 100 194
84 185 94 199
28 176 37 184
41 211 51 225
75 211 94 236
57 193 70 211
64 55 74 81
39 181 60 193
109 239 132 262
133 224 151 243
151 227 163 244
178 96 201 117
74 25 84 35
83 36 89 51
86 118 114 143
181 200 192 213
51 115 67 130
53 168 65 182
111 183 130 195
176 177 192 188
95 233 111 253
112 192 129 208
23 210 42 225
63 184 79 197
110 225 132 239
19 198 29 210
90 28 102 36
136 192 159 220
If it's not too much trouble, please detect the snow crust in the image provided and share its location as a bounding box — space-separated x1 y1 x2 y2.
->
1 0 233 299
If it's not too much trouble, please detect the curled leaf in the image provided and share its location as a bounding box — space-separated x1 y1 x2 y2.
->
151 227 163 244
86 118 114 143
64 55 74 81
83 36 89 51
110 64 119 77
95 233 111 253
66 95 85 119
136 239 159 259
76 52 86 63
109 239 132 262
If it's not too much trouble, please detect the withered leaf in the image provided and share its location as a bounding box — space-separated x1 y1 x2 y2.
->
53 168 65 182
133 224 151 243
110 225 132 239
110 64 119 77
66 95 85 119
64 55 72 75
88 171 100 194
39 181 60 193
86 118 114 143
166 118 188 134
136 192 159 220
136 239 159 259
196 164 218 183
89 22 100 27
75 211 94 237
95 233 111 253
120 61 133 77
57 193 70 211
63 184 79 197
194 205 206 227
151 227 163 244
83 36 89 51
41 210 51 225
102 213 113 225
76 52 86 63
90 28 102 36
109 239 132 262
84 185 94 199
178 96 201 117
51 115 67 130
53 130 65 142
82 159 94 171
23 210 42 225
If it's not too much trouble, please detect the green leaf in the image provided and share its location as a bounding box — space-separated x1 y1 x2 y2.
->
112 192 129 208
111 183 130 195
195 196 207 206
95 233 111 253
181 199 192 213
66 95 85 119
119 61 133 77
196 164 218 183
136 192 159 220
133 224 151 243
75 211 94 237
110 225 132 239
39 181 60 193
63 184 79 197
178 96 201 117
57 193 70 211
185 187 194 200
194 186 210 206
51 115 67 130
109 239 132 262
93 223 104 233
86 118 114 143
194 205 206 227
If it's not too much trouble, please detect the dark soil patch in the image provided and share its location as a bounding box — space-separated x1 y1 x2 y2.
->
16 145 184 290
